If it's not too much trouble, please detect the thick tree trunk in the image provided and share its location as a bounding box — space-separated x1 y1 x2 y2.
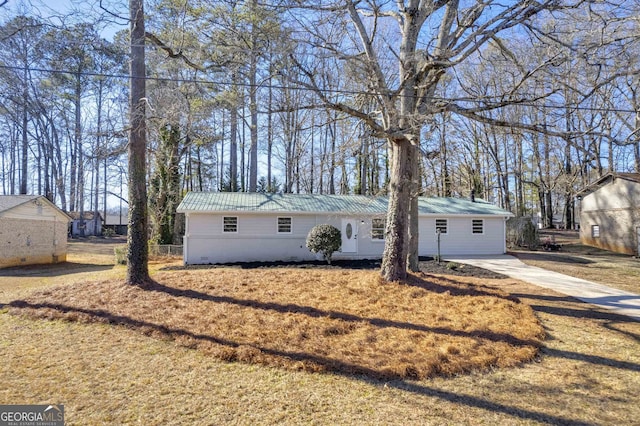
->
407 144 420 272
381 139 412 281
126 0 150 285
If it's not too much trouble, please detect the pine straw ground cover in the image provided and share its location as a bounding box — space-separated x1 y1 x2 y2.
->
8 267 544 380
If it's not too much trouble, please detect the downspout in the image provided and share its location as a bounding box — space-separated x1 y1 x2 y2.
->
504 216 508 254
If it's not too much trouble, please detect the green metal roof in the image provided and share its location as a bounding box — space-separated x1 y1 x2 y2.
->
177 192 513 217
419 196 513 216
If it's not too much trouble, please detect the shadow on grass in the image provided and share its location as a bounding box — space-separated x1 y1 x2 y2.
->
407 274 515 300
384 380 594 426
6 298 597 426
510 292 640 323
509 291 640 344
511 252 594 265
603 322 640 343
541 347 640 371
0 262 113 278
139 280 538 347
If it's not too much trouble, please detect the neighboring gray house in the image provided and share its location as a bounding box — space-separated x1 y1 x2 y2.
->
68 211 103 237
0 195 71 268
176 192 513 265
577 172 640 256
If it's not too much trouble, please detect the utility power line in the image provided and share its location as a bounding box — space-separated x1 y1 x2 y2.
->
0 63 638 115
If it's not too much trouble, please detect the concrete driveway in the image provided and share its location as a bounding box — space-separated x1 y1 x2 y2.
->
445 255 640 321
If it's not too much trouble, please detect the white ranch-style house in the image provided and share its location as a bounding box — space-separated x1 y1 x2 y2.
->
177 192 513 265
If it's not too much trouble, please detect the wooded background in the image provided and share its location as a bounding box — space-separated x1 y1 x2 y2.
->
1 0 639 247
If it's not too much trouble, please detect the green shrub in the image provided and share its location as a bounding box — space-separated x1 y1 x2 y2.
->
306 224 341 264
446 262 460 270
114 245 127 265
103 228 115 238
506 217 539 249
522 220 539 249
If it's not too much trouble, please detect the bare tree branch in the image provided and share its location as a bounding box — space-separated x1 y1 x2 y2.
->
145 32 205 72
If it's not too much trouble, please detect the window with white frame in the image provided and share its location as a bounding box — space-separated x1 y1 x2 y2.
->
591 225 600 238
223 216 238 233
278 217 292 233
435 219 448 234
472 219 484 234
371 218 385 240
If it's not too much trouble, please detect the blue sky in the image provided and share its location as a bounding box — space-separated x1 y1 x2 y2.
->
4 0 78 17
3 0 127 40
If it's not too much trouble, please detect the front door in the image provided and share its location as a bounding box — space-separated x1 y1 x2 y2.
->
341 218 358 253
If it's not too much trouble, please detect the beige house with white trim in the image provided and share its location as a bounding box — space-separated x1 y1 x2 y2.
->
578 173 640 256
0 195 71 268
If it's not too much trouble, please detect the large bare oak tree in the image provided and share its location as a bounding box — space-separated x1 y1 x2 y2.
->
289 0 586 281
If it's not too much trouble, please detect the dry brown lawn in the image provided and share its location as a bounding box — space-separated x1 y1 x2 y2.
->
1 238 639 425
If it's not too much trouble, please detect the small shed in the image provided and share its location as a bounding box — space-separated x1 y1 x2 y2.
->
177 192 513 265
104 213 128 235
0 195 71 268
577 172 640 256
68 211 103 237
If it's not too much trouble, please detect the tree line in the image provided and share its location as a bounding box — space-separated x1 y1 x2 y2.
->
1 1 639 281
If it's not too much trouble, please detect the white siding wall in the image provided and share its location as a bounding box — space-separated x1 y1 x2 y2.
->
419 216 506 256
184 213 507 264
185 213 316 263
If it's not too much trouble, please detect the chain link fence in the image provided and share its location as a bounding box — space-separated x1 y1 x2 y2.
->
149 244 183 257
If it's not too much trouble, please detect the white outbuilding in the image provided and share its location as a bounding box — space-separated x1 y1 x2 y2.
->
177 192 513 265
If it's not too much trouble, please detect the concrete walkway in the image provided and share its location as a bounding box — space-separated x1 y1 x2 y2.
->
445 255 640 322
